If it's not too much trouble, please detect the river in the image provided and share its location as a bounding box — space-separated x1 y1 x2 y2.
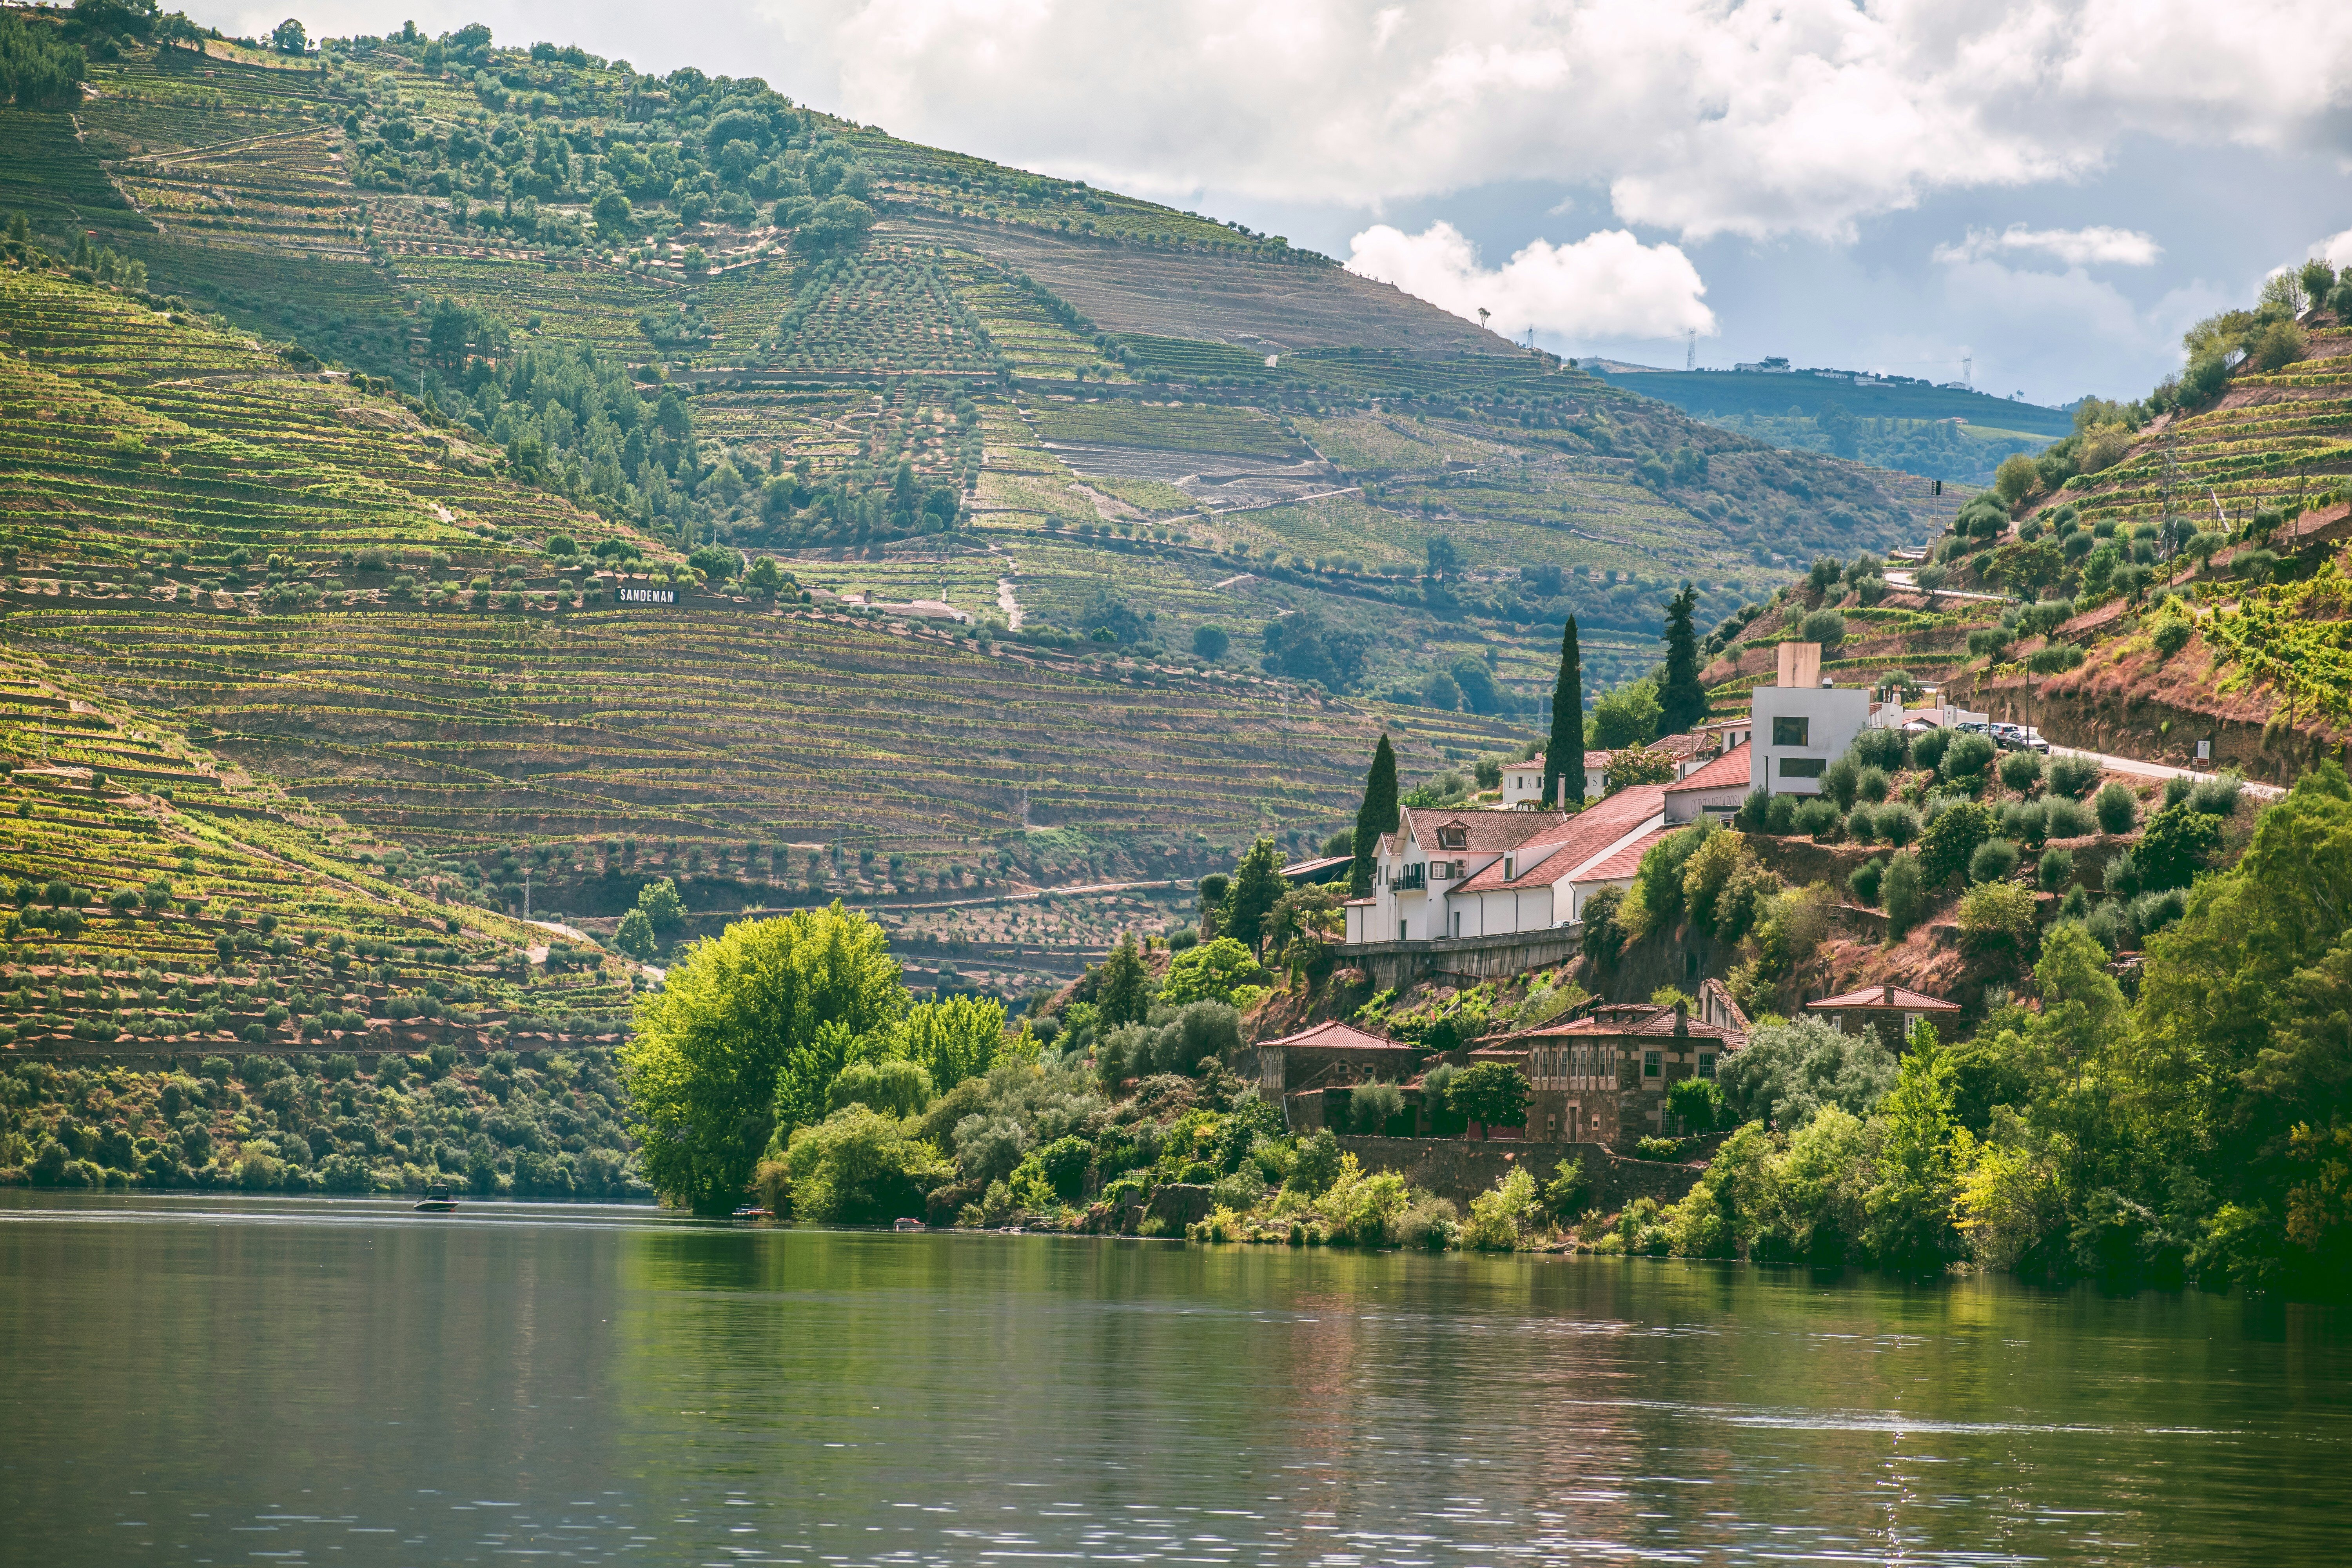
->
2 1192 2345 1564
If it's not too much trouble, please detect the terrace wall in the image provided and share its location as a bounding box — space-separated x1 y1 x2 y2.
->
1336 1134 1704 1210
1336 927 1585 991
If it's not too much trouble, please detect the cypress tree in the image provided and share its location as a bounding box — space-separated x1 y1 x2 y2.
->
1349 734 1399 897
1096 930 1149 1027
1544 616 1586 808
1223 836 1285 955
1659 582 1707 735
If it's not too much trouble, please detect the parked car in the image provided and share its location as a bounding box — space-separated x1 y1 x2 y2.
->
1993 724 2049 753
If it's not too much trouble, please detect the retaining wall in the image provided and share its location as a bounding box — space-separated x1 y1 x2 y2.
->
1336 1134 1703 1210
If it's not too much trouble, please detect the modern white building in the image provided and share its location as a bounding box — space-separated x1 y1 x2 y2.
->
1749 641 1872 798
1500 750 1609 807
1343 784 1668 944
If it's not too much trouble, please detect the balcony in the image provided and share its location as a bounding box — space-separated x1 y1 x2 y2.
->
1392 866 1425 891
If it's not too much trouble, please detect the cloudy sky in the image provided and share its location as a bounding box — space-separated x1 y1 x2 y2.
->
234 0 2352 405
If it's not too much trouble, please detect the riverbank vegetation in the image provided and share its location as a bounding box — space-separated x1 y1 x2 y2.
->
0 1043 644 1196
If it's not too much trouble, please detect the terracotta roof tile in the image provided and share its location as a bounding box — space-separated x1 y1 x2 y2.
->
1663 745 1754 795
1400 806 1566 856
1260 1020 1417 1052
1451 785 1667 892
1808 983 1960 1012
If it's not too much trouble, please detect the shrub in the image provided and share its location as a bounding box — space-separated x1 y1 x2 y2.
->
2188 772 2242 815
1398 1194 1459 1250
1998 750 2043 793
1285 1129 1342 1197
1882 853 1927 937
2136 802 2224 891
1798 608 1845 648
1667 1076 1724 1133
1875 802 1922 847
1969 837 2020 884
1208 1169 1265 1213
1719 1018 1899 1128
1350 1079 1405 1133
1998 799 2049 846
782 1105 953 1222
2027 644 2085 675
1846 804 1878 844
1958 881 2037 950
1795 797 1842 839
1918 800 1996 886
2044 797 2094 838
2038 845 2074 891
1941 731 1997 783
1632 1136 1684 1161
826 1058 935 1118
2127 886 2189 942
1764 793 1798 835
1909 727 1950 773
1733 789 1769 831
2151 611 2193 659
1462 1166 1539 1250
1446 1062 1530 1132
1848 856 1886 906
2094 782 2139 835
1852 728 1908 771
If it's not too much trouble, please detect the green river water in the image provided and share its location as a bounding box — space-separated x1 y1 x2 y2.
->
1 1192 2345 1564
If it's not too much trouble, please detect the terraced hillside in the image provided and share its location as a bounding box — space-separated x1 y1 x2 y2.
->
1877 281 2352 782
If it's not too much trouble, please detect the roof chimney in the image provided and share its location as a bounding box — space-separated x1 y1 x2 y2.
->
1674 1000 1690 1036
1777 641 1822 690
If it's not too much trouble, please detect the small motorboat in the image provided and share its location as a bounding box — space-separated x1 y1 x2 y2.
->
893 1217 924 1232
413 1184 457 1213
731 1206 773 1221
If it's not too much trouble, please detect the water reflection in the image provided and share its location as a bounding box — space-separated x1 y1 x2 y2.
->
2 1192 2346 1564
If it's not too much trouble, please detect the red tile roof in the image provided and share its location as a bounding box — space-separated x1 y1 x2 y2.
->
1513 1001 1744 1044
1259 1020 1417 1053
1570 824 1671 883
1808 983 1960 1013
1401 805 1566 856
1663 744 1754 796
1452 784 1666 892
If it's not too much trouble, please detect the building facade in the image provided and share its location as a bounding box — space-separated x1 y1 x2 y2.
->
1474 1000 1745 1145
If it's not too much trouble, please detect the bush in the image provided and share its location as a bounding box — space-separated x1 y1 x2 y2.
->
1350 1079 1405 1133
2127 886 2189 942
1446 1062 1530 1131
2027 644 2085 675
1208 1169 1265 1213
1795 796 1842 839
1847 804 1879 844
1286 1129 1342 1196
1998 799 2049 846
1909 727 1950 774
2045 754 2100 799
2038 845 2074 891
1876 802 1922 847
1857 763 1891 803
1958 881 2037 950
2152 611 2193 659
1942 731 1997 783
1398 1194 1459 1250
1632 1136 1685 1161
2044 797 2094 837
1667 1076 1724 1133
2093 782 2139 835
2136 802 2225 891
1998 750 2043 792
1969 837 2020 883
1733 789 1769 831
2189 772 2242 815
1918 800 1996 886
1462 1166 1539 1249
1718 1018 1898 1128
1764 793 1798 834
1882 853 1927 937
1852 728 1908 771
1798 609 1846 648
827 1058 935 1118
781 1105 953 1222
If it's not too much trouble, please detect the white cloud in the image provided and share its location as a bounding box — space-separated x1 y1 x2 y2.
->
1933 225 2163 267
253 0 2352 245
2318 229 2352 271
1346 222 1714 343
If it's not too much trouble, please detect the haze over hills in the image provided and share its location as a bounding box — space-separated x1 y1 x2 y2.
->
0 9 1978 1024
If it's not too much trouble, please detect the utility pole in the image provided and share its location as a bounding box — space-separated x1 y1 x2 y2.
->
523 868 531 920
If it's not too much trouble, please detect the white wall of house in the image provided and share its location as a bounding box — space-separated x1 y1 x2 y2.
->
1501 756 1605 806
1749 686 1872 797
1564 871 1640 921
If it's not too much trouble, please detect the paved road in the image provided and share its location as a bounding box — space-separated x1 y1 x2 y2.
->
1884 568 2008 604
2047 744 2283 800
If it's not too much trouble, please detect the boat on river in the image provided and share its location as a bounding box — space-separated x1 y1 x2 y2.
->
413 1185 457 1213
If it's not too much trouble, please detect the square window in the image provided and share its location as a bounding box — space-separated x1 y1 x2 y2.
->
1772 715 1810 746
1643 1051 1661 1079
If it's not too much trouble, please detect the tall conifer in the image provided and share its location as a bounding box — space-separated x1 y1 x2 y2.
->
1545 616 1586 808
1659 582 1707 735
1350 734 1399 896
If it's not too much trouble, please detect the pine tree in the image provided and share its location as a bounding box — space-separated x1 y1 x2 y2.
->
1659 582 1708 735
1350 734 1399 897
1223 837 1285 955
1544 616 1586 808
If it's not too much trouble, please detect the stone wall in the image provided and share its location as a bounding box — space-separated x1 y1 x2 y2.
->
1336 1135 1702 1210
1336 927 1584 991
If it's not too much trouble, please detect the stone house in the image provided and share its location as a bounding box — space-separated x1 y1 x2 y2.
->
1805 983 1961 1047
1255 1019 1424 1131
1472 1000 1745 1146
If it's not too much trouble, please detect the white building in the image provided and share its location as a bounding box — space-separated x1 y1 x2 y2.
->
1749 641 1871 798
1501 750 1609 807
1343 784 1668 944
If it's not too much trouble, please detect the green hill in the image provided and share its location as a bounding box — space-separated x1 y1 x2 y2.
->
0 15 1976 1040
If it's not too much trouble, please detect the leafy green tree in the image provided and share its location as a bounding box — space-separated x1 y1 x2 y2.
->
1993 454 2037 506
1590 679 1661 749
1667 1075 1723 1133
1350 734 1398 897
1095 931 1150 1026
796 194 875 254
1864 1024 1967 1271
1717 1017 1897 1130
895 995 1003 1093
1448 655 1503 715
621 904 906 1211
1659 582 1708 735
615 907 656 960
271 16 305 53
1158 936 1265 1008
591 190 632 239
1545 616 1586 807
1221 837 1284 955
826 1057 933 1118
779 1105 950 1222
637 877 686 940
2135 802 2223 891
1918 800 1996 887
1447 1062 1530 1137
1881 851 1927 936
